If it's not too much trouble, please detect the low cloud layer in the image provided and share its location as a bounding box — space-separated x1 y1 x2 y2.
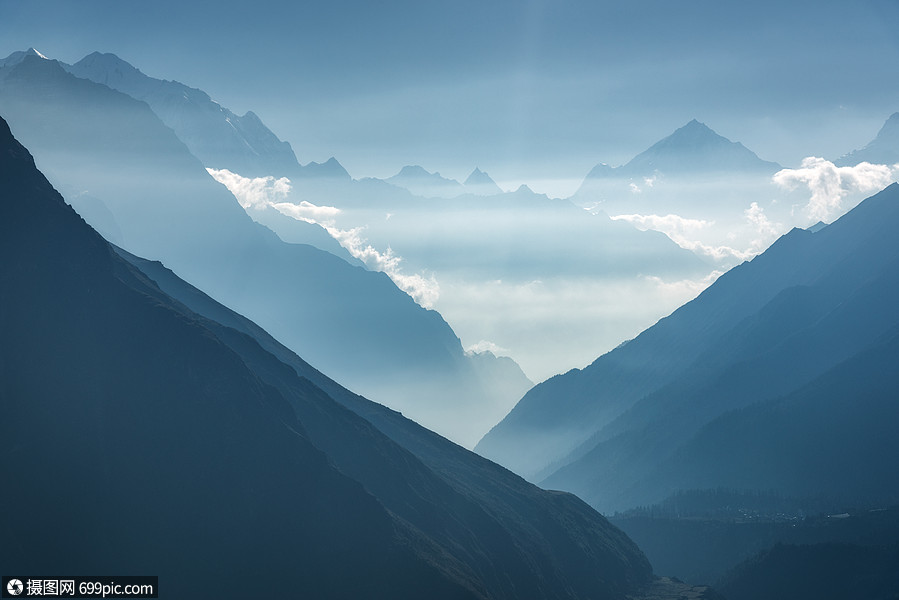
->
207 167 439 307
272 200 342 221
206 168 291 208
315 224 441 309
436 272 717 381
465 340 512 357
773 158 897 223
611 213 755 262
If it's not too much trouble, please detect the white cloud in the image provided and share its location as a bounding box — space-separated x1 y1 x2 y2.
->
318 224 441 309
270 200 341 222
611 213 754 261
772 157 897 223
611 213 713 234
437 271 720 381
642 269 723 298
206 168 292 209
207 167 437 308
465 340 511 357
741 201 786 256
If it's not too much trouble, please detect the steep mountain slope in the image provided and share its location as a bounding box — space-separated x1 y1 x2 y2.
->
0 114 661 599
117 250 653 600
480 183 899 504
64 47 713 384
539 183 899 511
645 325 899 504
0 114 472 599
569 120 786 266
64 51 300 177
0 53 528 447
836 112 899 167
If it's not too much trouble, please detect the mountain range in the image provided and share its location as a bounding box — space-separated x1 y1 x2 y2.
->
21 48 715 384
63 50 309 178
0 50 530 446
385 165 503 198
479 181 899 513
568 119 789 266
0 112 693 599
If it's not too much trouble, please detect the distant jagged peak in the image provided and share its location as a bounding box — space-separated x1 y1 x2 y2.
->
464 167 503 195
618 118 780 176
866 112 899 143
68 51 150 90
75 51 139 71
465 167 494 183
0 47 50 68
390 164 457 183
241 110 263 123
836 112 899 167
394 164 433 177
652 118 744 150
384 165 467 198
584 162 616 178
300 156 351 179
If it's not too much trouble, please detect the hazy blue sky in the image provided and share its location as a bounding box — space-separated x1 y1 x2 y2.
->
3 0 899 195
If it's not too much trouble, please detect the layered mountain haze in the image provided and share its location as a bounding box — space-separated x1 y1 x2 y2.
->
13 49 722 384
0 114 670 598
573 120 792 267
383 165 503 198
5 3 899 596
259 178 711 380
64 51 302 177
481 182 899 514
0 51 529 447
386 165 466 198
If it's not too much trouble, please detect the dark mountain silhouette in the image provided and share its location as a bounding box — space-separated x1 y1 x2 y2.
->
718 543 899 600
386 164 466 198
645 326 899 503
615 504 899 586
63 51 301 178
836 112 899 167
0 114 465 599
480 182 899 514
464 167 503 195
0 113 666 599
0 53 529 446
